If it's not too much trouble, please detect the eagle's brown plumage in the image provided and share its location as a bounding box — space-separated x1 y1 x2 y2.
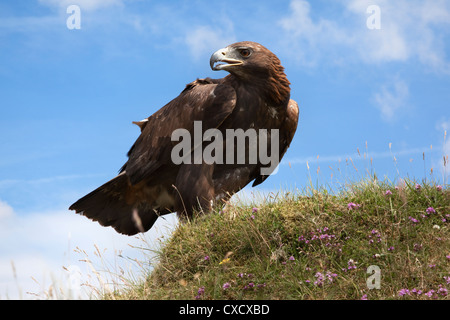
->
69 41 299 235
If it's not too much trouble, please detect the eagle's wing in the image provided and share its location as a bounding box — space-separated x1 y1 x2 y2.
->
123 80 237 185
69 80 236 236
252 99 299 187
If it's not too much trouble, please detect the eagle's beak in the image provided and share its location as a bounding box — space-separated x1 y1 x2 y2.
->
210 47 243 71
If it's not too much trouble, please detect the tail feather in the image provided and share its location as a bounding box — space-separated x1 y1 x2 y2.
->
69 173 159 235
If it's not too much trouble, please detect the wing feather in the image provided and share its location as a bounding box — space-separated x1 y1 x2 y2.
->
123 80 237 185
252 99 299 187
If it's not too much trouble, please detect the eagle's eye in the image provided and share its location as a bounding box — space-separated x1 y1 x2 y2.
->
239 49 251 58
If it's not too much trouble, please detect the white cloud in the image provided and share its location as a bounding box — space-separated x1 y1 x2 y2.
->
283 145 428 166
433 119 450 182
279 0 351 67
279 0 450 72
436 118 450 133
0 200 13 220
346 0 450 70
344 0 409 62
444 138 450 160
185 25 236 61
0 203 179 299
38 0 124 12
437 119 450 155
373 78 410 122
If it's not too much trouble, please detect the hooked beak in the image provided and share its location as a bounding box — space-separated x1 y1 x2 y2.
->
210 47 243 71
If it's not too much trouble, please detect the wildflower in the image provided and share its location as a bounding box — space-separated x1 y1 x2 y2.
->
444 276 450 285
398 288 410 297
361 294 368 300
411 288 422 295
195 286 205 300
326 272 338 283
415 183 421 190
314 272 324 287
388 246 395 251
446 255 450 260
252 207 258 213
243 282 255 290
428 264 436 269
250 215 255 220
237 273 244 278
433 225 440 230
408 216 419 223
347 202 361 210
319 233 335 240
424 290 435 298
347 259 358 270
413 243 422 251
436 185 443 191
219 258 231 265
289 256 295 261
204 255 210 261
385 190 392 196
438 285 448 297
222 282 231 290
257 283 266 288
426 207 436 214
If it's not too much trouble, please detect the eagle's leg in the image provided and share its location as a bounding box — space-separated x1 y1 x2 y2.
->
173 163 215 220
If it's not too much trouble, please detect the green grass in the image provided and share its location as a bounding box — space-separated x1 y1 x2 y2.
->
103 178 449 300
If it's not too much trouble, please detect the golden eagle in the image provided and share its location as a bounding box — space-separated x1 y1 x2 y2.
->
69 41 299 235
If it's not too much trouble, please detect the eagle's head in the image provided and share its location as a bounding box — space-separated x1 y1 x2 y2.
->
210 41 275 75
210 41 290 103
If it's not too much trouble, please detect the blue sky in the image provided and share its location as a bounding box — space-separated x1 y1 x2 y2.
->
1 0 449 299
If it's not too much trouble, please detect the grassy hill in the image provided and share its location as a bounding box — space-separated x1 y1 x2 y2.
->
104 178 449 300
